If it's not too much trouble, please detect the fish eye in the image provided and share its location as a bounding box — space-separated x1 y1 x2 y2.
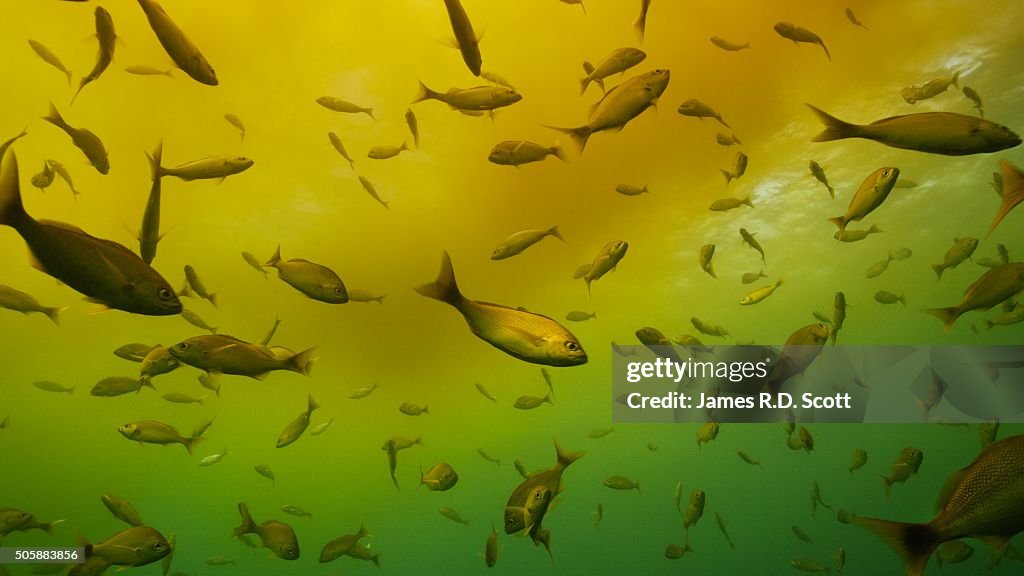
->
158 288 173 300
565 342 578 351
177 343 190 351
334 287 344 295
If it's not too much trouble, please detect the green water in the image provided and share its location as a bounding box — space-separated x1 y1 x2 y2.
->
2 0 1024 574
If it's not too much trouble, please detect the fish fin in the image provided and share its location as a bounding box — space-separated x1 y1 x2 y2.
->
0 149 30 228
306 393 320 413
234 503 255 537
819 41 831 61
633 14 646 43
828 216 847 239
922 307 959 332
209 293 218 308
183 435 203 455
987 161 1024 238
553 438 585 470
146 140 164 180
930 264 945 280
550 141 569 163
364 108 375 121
265 245 282 267
41 101 66 130
950 70 960 89
413 79 440 104
720 169 733 184
44 306 66 326
414 250 463 307
806 104 859 142
543 124 592 154
933 467 969 513
287 348 317 376
852 516 936 576
548 225 565 242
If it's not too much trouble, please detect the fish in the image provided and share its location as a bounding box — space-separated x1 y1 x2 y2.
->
156 151 253 182
265 246 347 303
138 143 166 265
91 376 156 396
279 505 311 519
742 270 767 284
480 70 515 89
541 367 555 398
741 279 783 305
709 195 753 211
716 132 743 146
348 383 379 399
894 247 913 260
30 160 55 193
440 506 470 526
809 161 835 198
588 427 614 438
924 263 1024 331
345 542 380 566
849 448 868 475
611 340 641 356
0 285 63 325
774 22 830 60
414 82 521 112
2 152 180 315
580 47 647 95
368 142 409 160
233 503 299 560
582 241 628 294
985 304 1024 329
308 417 333 436
791 558 829 573
254 465 274 483
81 526 171 567
855 435 1024 576
710 36 750 51
204 556 234 566
834 224 883 242
634 0 652 43
699 244 716 278
504 440 584 535
162 392 204 405
42 103 109 174
488 141 567 166
420 462 459 491
73 7 117 103
880 446 924 498
761 324 831 395
141 345 180 382
46 159 81 198
866 254 894 278
241 251 267 279
101 495 143 527
183 265 217 307
124 65 173 76
180 309 217 334
27 40 72 86
831 291 847 344
810 480 833 517
192 418 214 437
199 447 228 466
319 524 369 563
442 0 481 75
603 476 640 494
812 311 833 325
979 419 999 448
828 167 899 240
514 394 552 410
806 104 1021 156
721 151 748 184
875 290 906 306
697 422 720 449
565 311 596 322
357 175 389 209
492 226 564 259
170 334 315 379
793 525 814 543
399 402 430 416
962 86 984 117
691 316 730 338
316 96 375 119
276 394 319 448
739 228 766 269
118 420 202 454
616 184 649 196
343 289 384 305
683 489 705 535
514 459 529 478
987 160 1024 238
845 7 869 29
901 72 960 105
137 0 218 85
636 326 682 362
549 69 669 153
678 99 729 127
665 543 692 559
416 251 587 366
936 540 974 568
327 132 355 169
477 448 500 465
224 114 245 142
671 334 715 355
737 450 763 469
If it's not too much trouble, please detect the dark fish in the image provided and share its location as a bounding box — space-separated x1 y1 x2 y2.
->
233 503 299 560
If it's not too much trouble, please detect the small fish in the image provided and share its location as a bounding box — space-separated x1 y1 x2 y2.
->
603 476 640 494
737 449 763 469
845 7 869 30
327 132 355 169
810 480 833 517
834 224 883 242
615 184 649 196
514 394 552 410
697 422 720 449
809 160 835 198
414 82 521 112
439 506 470 526
492 226 564 260
979 419 999 448
709 195 753 211
368 142 409 160
710 36 750 51
593 504 603 530
28 40 72 86
962 86 984 117
812 311 833 325
739 227 766 269
399 402 430 416
183 265 217 307
716 132 743 146
232 503 299 560
170 334 316 380
266 246 347 303
829 167 900 239
580 47 647 95
254 465 275 483
937 540 974 568
671 334 714 354
30 160 55 193
348 383 378 399
316 96 375 119
241 251 267 279
319 524 369 563
924 263 1024 331
742 270 767 284
774 22 830 60
987 160 1024 238
683 489 705 533
699 244 716 278
91 376 155 397
902 72 960 105
357 175 388 209
42 103 109 174
280 505 312 519
137 0 218 85
792 525 813 543
874 290 906 306
74 7 117 104
442 0 482 76
715 512 735 548
140 345 179 383
181 309 217 334
849 448 868 475
565 311 596 322
634 0 652 43
477 448 500 466
416 251 587 366
420 462 459 491
484 522 499 566
514 459 529 478
310 417 334 436
799 426 815 453
79 526 170 567
541 367 555 398
611 340 641 356
582 241 629 294
192 418 214 438
588 427 614 438
894 247 913 260
834 546 846 574
807 104 1021 156
880 446 924 498
100 494 143 527
162 392 205 405
276 394 320 448
480 70 515 89
124 65 172 76
46 159 81 198
156 151 253 182
0 285 63 325
488 141 567 166
198 373 220 397
831 291 847 345
691 316 730 338
984 304 1024 329
199 447 228 466
791 558 829 573
678 99 730 127
204 556 235 566
665 543 693 559
741 279 783 305
224 114 245 142
118 420 202 454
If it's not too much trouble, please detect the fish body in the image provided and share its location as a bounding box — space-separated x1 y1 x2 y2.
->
699 244 716 278
634 0 652 43
169 334 315 379
184 265 217 307
198 447 228 466
709 195 752 211
845 8 869 29
580 47 647 95
875 290 906 306
834 224 882 242
233 503 299 560
125 65 172 76
91 376 154 396
603 475 640 493
866 254 894 278
616 184 649 196
807 105 1021 156
319 525 369 563
809 160 835 198
357 176 389 209
710 36 750 51
399 402 430 416
47 160 81 198
416 251 587 366
924 263 1024 331
514 394 552 410
551 69 669 153
988 160 1024 237
742 270 767 284
566 311 596 322
33 381 74 394
583 240 628 293
327 132 355 169
721 151 748 184
139 143 166 264
491 226 564 259
118 420 201 454
902 72 960 104
678 99 729 127
223 114 245 142
504 440 583 534
420 462 459 491
28 40 72 85
42 103 109 174
488 141 567 166
774 22 830 60
741 279 783 305
316 96 374 118
348 383 378 399
241 251 266 278
697 422 719 449
440 506 470 525
442 0 482 76
405 108 419 148
159 155 253 181
137 0 218 85
85 526 170 567
31 160 55 192
0 284 63 324
829 167 899 239
414 82 521 112
739 228 766 268
962 86 984 117
265 246 347 303
683 489 705 531
74 7 116 102
368 142 408 160
140 345 179 382
100 495 142 527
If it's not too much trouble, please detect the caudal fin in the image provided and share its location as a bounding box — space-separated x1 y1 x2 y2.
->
548 225 565 242
306 393 320 415
44 306 66 326
550 141 569 163
819 41 831 62
721 169 734 184
743 195 754 208
288 348 317 376
0 149 29 228
923 307 960 332
828 216 847 239
183 435 203 455
41 102 66 131
986 160 1024 238
930 264 945 281
413 79 440 104
806 104 859 142
234 503 255 537
146 140 164 180
853 516 937 576
414 250 463 307
544 125 592 154
265 245 282 267
554 438 585 470
951 70 960 89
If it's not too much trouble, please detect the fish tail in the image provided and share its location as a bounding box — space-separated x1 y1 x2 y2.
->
720 169 734 184
413 79 440 104
635 482 641 495
827 184 835 199
414 250 463 307
234 503 255 537
553 438 585 470
868 224 882 234
806 104 858 142
42 101 66 130
930 264 945 281
743 42 751 49
146 140 164 180
579 75 591 96
370 552 381 568
544 124 591 154
44 306 66 326
365 108 375 121
548 225 565 242
550 141 569 163
39 519 65 536
183 435 203 456
0 149 29 229
951 70 960 89
828 216 847 239
633 14 646 43
265 245 282 267
900 295 907 308
288 347 317 376
853 516 937 576
922 307 960 332
141 377 157 392
743 195 754 207
987 193 1023 239
829 326 839 346
716 115 731 129
307 393 320 414
819 41 831 61
209 293 218 308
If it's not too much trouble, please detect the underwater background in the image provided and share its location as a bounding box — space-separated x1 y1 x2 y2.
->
2 0 1024 574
